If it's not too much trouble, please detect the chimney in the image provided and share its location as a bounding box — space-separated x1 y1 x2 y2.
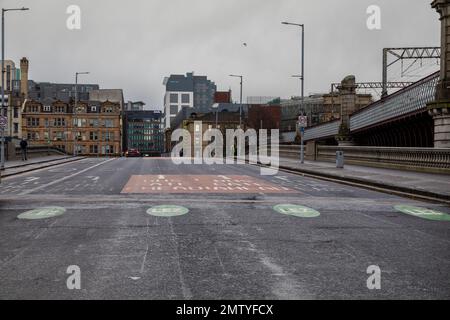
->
20 57 29 98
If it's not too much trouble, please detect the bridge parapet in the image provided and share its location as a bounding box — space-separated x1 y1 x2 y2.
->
316 145 450 173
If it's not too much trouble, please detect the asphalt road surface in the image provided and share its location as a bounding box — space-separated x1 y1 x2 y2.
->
0 158 449 299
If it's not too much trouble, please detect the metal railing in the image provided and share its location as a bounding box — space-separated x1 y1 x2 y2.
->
304 120 340 141
350 72 439 132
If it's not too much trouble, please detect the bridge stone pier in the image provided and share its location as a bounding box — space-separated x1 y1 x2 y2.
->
428 0 450 148
336 76 357 146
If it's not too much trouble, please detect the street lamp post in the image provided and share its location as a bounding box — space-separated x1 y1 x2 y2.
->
283 21 305 164
1 7 29 170
229 74 243 128
282 21 304 103
73 72 89 156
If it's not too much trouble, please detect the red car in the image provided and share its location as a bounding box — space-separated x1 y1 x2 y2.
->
125 149 141 157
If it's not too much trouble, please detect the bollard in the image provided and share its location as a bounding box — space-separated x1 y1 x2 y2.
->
336 151 344 169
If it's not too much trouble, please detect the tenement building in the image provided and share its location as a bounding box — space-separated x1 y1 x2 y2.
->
22 99 122 156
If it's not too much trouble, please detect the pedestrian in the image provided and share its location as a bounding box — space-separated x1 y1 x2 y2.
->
20 138 28 161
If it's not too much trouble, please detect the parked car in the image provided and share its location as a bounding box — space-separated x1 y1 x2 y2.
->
125 149 141 157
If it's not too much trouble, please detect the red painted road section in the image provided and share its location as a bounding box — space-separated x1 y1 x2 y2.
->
121 175 296 194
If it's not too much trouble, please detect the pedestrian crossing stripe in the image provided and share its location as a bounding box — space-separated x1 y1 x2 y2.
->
18 207 66 220
394 205 450 221
273 204 320 218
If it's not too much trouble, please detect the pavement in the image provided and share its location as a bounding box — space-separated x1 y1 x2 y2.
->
1 155 85 178
0 157 449 300
275 157 450 202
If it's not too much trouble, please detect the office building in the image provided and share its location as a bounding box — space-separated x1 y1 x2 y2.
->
124 110 164 156
163 72 217 128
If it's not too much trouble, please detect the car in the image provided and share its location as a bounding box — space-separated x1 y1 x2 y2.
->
125 149 141 157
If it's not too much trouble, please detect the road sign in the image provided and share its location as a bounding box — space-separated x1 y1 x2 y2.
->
0 116 7 128
298 116 307 128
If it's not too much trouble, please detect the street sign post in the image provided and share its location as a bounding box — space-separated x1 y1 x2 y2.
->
298 116 307 164
298 116 307 128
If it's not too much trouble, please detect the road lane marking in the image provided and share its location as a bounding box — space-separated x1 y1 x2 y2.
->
19 158 116 195
273 204 321 218
17 207 66 220
394 205 450 221
146 205 189 217
121 175 296 194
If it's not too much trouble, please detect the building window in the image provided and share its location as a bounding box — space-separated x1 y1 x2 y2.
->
170 105 179 115
102 132 114 141
73 118 86 127
53 118 66 127
90 145 99 154
102 146 114 154
13 107 19 118
26 117 40 127
27 132 40 141
103 106 114 113
170 93 178 104
13 123 18 134
75 132 83 141
181 94 190 104
53 131 64 141
89 131 99 141
29 105 39 113
55 106 65 113
105 119 114 128
91 106 97 112
89 119 99 127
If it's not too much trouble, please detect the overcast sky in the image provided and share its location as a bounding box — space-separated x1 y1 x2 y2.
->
3 0 440 109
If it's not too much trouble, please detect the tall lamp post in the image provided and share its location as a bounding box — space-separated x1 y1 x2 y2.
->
282 21 304 103
1 7 29 170
283 21 305 164
229 74 243 128
73 71 89 156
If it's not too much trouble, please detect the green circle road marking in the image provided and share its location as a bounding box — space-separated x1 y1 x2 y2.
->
18 207 66 220
394 205 450 221
146 205 189 217
274 204 320 218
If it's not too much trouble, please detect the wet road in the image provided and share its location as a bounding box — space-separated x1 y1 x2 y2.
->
0 157 449 299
